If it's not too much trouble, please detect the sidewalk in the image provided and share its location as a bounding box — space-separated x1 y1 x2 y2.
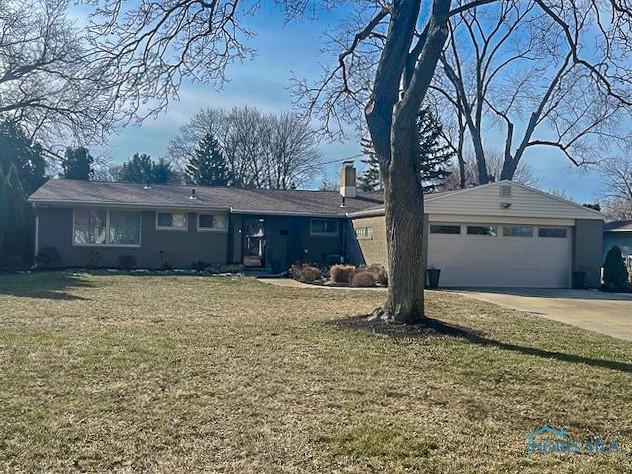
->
258 277 388 291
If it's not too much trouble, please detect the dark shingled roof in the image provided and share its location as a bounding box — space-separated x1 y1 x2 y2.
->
29 179 384 217
604 220 632 232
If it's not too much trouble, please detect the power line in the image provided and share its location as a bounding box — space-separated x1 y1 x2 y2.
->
319 153 366 166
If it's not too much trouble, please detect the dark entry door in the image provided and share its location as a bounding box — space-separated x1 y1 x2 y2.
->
243 218 265 267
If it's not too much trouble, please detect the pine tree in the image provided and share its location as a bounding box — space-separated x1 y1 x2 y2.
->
358 107 454 192
185 130 231 186
358 137 382 191
118 153 155 183
415 107 454 192
61 146 94 180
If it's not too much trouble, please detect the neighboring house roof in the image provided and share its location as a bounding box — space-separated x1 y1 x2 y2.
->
349 180 606 220
28 179 384 217
604 220 632 232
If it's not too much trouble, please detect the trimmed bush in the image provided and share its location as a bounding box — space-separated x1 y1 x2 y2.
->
290 263 321 283
118 254 138 270
330 264 356 284
351 270 377 287
298 265 321 283
367 264 388 286
603 246 630 291
35 247 60 268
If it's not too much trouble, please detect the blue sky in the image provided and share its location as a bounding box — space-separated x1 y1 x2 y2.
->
99 2 604 203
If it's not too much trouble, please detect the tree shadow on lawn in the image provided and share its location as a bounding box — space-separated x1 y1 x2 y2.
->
0 272 93 301
331 315 632 374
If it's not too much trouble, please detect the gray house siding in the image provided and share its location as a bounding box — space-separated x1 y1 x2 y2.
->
37 207 348 271
228 214 347 270
36 207 229 269
572 219 604 288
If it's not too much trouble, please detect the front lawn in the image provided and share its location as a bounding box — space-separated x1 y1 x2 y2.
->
0 273 630 472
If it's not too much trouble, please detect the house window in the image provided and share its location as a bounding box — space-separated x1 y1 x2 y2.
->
355 226 374 240
430 225 461 235
500 185 512 198
73 209 140 247
503 225 533 237
156 212 187 230
197 213 228 231
310 218 339 237
538 227 567 238
467 225 497 236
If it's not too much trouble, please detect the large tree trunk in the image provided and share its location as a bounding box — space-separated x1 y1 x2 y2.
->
379 113 425 324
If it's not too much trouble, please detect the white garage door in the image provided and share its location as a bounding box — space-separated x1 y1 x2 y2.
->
428 223 572 288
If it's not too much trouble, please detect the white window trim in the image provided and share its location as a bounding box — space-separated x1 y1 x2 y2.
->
196 213 229 232
72 208 142 248
155 211 188 231
310 218 339 237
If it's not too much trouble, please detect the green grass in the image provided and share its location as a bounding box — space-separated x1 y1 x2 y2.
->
0 272 631 472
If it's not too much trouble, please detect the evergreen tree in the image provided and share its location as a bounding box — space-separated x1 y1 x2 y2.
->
0 120 47 194
358 107 453 192
118 154 173 184
415 108 454 192
118 153 154 183
0 121 45 266
61 146 94 180
358 137 381 191
152 158 173 184
185 130 231 186
603 246 630 291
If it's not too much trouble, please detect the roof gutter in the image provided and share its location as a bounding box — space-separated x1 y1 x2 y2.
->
29 199 349 218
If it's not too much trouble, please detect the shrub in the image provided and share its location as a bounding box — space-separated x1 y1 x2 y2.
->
603 246 630 291
191 261 213 272
367 264 388 286
219 264 244 274
118 254 138 270
351 270 377 287
290 263 321 283
35 247 60 268
330 264 356 284
299 266 322 283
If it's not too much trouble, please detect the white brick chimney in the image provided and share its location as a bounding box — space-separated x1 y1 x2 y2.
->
339 160 357 199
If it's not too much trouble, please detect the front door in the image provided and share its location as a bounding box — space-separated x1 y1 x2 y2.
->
243 218 266 267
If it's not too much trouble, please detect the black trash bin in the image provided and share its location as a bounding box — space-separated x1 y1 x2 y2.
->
572 271 586 289
426 269 441 289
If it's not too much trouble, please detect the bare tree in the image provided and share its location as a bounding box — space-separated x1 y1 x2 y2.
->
167 106 321 189
434 0 631 186
0 0 122 153
89 0 632 323
443 149 541 189
599 156 632 220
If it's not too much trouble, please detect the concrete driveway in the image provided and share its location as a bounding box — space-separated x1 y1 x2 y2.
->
452 288 632 342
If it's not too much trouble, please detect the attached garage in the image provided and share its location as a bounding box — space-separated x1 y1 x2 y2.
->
427 223 572 288
349 181 605 289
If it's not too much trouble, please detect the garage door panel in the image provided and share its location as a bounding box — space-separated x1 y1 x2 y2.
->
428 225 571 288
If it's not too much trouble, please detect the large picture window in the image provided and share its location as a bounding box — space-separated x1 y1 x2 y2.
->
310 218 339 237
74 209 140 246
